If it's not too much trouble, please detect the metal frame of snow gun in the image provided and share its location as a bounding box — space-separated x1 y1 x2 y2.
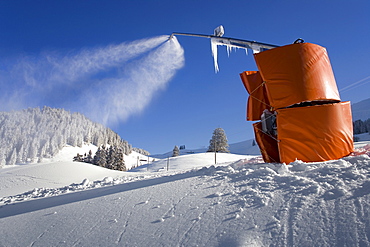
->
169 32 279 51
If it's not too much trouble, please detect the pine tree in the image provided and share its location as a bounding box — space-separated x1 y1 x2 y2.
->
7 148 17 166
172 145 180 157
0 151 6 168
113 147 126 171
84 150 93 163
366 119 370 134
106 146 116 169
93 145 107 167
207 128 229 153
353 120 365 134
73 153 83 162
16 145 24 164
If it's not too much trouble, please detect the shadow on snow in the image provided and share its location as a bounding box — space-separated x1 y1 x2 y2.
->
0 170 201 219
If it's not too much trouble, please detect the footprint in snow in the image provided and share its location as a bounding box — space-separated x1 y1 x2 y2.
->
151 218 165 224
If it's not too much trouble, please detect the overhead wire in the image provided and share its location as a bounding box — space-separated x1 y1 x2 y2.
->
340 75 370 93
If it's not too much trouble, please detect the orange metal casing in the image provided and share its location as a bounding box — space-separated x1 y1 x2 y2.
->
240 71 270 121
276 101 354 164
254 43 341 110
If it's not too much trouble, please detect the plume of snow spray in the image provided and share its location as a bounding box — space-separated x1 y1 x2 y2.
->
0 35 185 126
81 36 185 125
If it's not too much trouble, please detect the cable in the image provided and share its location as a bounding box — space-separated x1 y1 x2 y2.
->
340 75 370 93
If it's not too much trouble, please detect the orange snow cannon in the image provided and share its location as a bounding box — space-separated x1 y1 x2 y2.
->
171 27 353 164
241 41 354 164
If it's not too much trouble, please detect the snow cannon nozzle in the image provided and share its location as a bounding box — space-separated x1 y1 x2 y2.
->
168 33 175 40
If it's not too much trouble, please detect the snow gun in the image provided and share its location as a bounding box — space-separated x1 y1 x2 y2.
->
170 25 354 165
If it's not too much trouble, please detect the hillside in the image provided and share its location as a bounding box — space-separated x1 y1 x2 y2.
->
352 98 370 121
0 107 135 167
152 139 260 159
1 143 370 246
0 144 150 198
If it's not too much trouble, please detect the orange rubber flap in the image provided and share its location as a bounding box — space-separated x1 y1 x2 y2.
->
276 101 354 164
254 43 340 109
240 71 270 121
253 122 280 163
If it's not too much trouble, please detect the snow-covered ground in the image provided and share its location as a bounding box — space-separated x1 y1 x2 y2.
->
356 132 370 142
1 142 370 246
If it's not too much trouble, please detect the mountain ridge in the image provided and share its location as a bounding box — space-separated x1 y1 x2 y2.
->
351 98 370 120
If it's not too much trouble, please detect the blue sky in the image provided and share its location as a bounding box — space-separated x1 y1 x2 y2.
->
0 1 369 154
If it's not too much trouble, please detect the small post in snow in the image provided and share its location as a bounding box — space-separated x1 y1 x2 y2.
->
167 157 170 171
214 141 217 165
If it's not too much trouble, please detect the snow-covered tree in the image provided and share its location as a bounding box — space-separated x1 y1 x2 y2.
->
16 145 24 164
353 118 370 134
7 148 17 166
0 151 6 168
0 107 144 166
113 147 126 171
73 153 83 162
28 141 39 163
93 146 107 167
84 150 93 163
207 128 229 153
172 146 180 157
106 146 116 169
132 147 150 156
82 145 126 171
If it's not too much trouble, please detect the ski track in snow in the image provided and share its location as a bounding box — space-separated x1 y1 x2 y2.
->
1 153 370 246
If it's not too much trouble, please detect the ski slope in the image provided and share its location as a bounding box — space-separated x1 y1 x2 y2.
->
1 143 370 246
